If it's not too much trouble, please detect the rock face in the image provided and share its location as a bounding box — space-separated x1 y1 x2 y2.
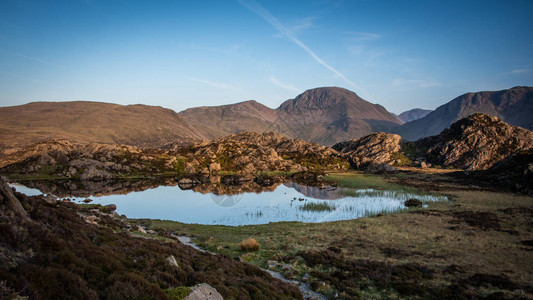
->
398 108 432 123
417 113 533 170
0 178 28 219
394 86 533 141
333 132 402 168
184 283 223 300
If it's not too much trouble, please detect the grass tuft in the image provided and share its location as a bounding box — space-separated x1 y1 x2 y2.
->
239 238 260 252
300 202 336 212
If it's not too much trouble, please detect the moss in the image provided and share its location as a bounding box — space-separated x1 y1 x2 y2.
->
165 286 190 299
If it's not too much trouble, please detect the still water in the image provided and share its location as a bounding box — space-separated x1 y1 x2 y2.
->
11 181 446 226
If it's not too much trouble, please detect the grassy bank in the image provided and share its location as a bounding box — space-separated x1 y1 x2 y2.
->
134 172 533 299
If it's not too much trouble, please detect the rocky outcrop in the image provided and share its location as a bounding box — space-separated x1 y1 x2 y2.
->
0 132 350 179
0 140 169 180
170 131 349 175
417 113 533 170
333 132 402 168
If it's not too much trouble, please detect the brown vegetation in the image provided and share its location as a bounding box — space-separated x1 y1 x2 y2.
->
239 238 261 252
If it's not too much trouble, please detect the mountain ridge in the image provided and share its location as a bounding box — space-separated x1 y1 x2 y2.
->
394 86 533 140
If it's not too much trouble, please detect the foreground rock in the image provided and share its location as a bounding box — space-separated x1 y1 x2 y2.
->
185 283 223 300
417 113 533 170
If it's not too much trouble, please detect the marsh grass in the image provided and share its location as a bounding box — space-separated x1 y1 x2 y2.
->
299 202 336 212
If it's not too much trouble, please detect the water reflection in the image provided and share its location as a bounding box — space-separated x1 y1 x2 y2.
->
11 178 447 226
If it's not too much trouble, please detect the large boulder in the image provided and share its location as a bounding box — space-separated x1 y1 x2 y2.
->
333 132 402 168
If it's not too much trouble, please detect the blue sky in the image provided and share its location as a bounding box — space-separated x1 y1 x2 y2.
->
1 0 531 114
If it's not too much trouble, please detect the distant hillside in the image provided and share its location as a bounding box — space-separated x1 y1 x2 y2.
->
178 100 278 141
398 108 432 122
0 87 403 149
394 86 533 140
0 101 203 150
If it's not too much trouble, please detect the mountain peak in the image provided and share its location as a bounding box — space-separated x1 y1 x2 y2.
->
278 87 364 111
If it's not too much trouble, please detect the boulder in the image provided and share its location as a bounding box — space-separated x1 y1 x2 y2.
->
79 166 112 181
333 132 402 168
364 163 398 174
404 198 423 207
209 162 221 173
184 283 223 300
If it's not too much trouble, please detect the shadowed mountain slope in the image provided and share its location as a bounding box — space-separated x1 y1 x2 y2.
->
394 86 533 140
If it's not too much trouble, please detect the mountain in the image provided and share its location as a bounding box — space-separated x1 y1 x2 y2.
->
394 86 533 140
0 101 203 150
178 100 278 141
0 87 403 150
179 87 403 146
398 108 432 122
274 87 403 146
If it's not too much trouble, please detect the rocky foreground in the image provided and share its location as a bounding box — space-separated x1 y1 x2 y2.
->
0 178 302 299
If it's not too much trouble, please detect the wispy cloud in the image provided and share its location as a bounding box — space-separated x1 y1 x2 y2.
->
238 0 364 92
188 77 240 91
0 49 61 67
269 76 300 92
391 78 442 88
510 68 531 74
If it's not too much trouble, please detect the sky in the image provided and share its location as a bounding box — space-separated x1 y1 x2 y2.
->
0 0 532 114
